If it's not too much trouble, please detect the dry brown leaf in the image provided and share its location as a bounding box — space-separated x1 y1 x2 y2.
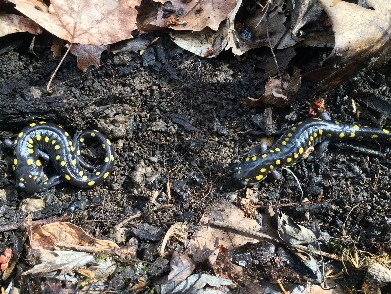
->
307 0 391 90
0 14 42 37
69 44 109 72
138 0 236 32
30 222 119 250
167 252 195 282
9 0 141 45
185 200 269 264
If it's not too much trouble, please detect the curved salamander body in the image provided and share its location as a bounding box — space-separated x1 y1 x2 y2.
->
233 116 391 186
12 122 114 193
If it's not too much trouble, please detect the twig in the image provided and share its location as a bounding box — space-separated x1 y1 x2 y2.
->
47 43 73 92
0 215 70 232
265 11 282 85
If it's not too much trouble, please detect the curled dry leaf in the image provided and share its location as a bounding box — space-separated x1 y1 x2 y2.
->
138 0 236 32
9 0 141 45
277 212 317 245
69 44 109 72
0 14 42 37
30 222 119 250
307 0 391 90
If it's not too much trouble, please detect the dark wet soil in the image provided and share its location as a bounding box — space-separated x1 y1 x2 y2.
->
1 31 391 292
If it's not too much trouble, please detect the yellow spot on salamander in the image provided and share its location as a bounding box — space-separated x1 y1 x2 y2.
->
14 140 18 145
36 135 41 141
282 141 287 146
270 150 274 153
275 148 280 152
245 179 249 182
104 157 109 162
28 175 32 178
294 153 299 158
287 133 292 137
14 159 17 165
299 147 303 154
252 156 257 161
71 146 75 152
93 130 99 132
353 125 359 130
96 171 101 175
79 170 84 175
80 138 84 142
308 141 312 146
111 155 114 161
313 132 317 138
350 133 355 138
383 129 389 133
270 165 274 170
245 157 250 161
28 149 34 154
256 175 264 181
30 123 36 127
27 159 33 165
12 165 15 171
285 138 290 142
335 121 340 125
237 171 241 174
72 159 76 165
102 144 106 149
104 172 109 179
372 134 378 139
319 130 323 135
327 133 332 137
61 161 65 166
44 182 47 185
339 133 345 138
88 181 95 186
298 122 302 125
33 176 37 180
65 132 69 137
276 160 281 165
77 150 81 156
310 136 314 141
91 133 96 137
39 121 46 124
20 178 24 182
45 137 49 143
83 176 88 181
69 141 72 146
52 140 56 145
287 157 292 163
262 154 267 158
107 139 111 145
55 145 60 150
291 127 296 131
65 175 71 180
58 125 63 128
29 139 33 144
18 132 23 137
36 160 41 166
56 155 60 160
261 168 266 173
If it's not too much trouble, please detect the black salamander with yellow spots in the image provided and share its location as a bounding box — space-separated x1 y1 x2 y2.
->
233 115 391 186
8 122 114 193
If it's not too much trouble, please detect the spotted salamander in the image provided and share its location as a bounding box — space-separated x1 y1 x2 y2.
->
233 115 391 186
8 122 114 193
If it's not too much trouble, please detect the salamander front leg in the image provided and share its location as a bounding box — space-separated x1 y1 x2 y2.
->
318 112 331 121
39 175 64 192
35 149 50 165
251 142 268 156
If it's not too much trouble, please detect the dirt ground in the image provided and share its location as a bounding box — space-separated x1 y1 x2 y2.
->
1 31 391 293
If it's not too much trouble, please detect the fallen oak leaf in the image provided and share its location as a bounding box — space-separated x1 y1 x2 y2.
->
306 0 391 90
138 0 236 32
69 44 109 72
0 14 42 37
9 0 141 45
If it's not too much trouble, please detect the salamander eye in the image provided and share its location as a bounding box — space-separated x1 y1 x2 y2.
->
241 180 248 186
18 182 25 189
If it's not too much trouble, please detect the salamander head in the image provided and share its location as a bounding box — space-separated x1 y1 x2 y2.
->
15 166 45 193
233 162 267 186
